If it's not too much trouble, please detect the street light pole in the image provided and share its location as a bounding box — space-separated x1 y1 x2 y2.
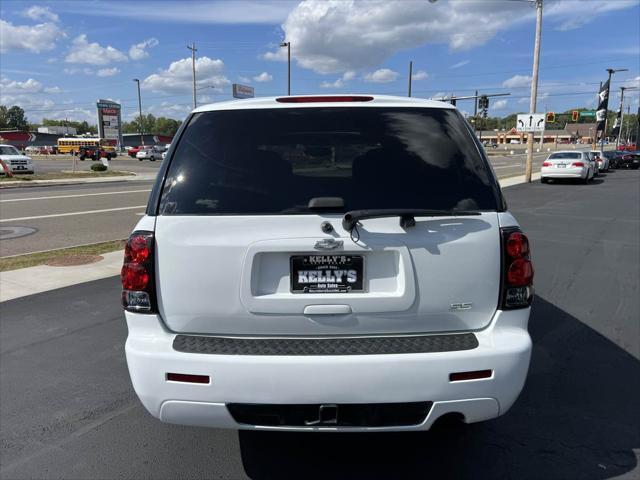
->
525 0 543 183
133 78 144 146
280 42 291 95
615 86 636 149
187 42 198 109
408 61 413 97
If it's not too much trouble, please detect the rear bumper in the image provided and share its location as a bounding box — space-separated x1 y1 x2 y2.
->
541 166 586 178
125 309 532 431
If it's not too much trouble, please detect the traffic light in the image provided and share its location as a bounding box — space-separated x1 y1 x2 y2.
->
546 112 555 123
478 95 489 110
572 110 579 122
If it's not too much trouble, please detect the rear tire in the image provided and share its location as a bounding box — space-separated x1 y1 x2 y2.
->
541 177 548 184
150 156 156 162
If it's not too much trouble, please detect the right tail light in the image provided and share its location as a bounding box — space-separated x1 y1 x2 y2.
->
500 228 534 309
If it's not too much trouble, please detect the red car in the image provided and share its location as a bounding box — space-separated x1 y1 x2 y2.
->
617 143 637 151
128 146 144 158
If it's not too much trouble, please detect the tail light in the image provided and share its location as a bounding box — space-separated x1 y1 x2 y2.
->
500 228 534 309
542 161 551 167
121 231 156 312
571 162 584 167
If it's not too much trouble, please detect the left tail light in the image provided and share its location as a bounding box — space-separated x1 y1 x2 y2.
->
500 228 534 309
121 231 157 313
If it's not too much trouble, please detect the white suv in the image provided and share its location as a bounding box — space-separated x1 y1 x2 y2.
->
122 95 533 432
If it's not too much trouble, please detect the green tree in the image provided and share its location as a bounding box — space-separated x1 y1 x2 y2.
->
123 114 182 136
41 118 97 135
0 105 28 130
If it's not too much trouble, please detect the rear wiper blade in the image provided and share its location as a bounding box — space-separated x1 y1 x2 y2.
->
342 208 481 231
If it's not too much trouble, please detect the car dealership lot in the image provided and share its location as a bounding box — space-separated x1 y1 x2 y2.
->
1 170 638 479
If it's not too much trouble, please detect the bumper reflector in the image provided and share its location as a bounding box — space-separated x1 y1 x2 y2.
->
166 373 210 384
449 369 492 382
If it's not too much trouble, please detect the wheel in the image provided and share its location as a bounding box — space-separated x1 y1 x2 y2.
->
541 177 548 184
582 171 589 184
79 156 85 161
138 158 143 161
150 156 156 162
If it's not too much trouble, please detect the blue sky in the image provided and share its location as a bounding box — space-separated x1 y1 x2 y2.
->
1 0 639 124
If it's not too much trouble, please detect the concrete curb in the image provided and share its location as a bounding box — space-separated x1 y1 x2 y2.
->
0 172 541 302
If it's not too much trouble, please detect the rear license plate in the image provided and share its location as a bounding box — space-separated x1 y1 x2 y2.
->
557 164 566 168
290 255 364 293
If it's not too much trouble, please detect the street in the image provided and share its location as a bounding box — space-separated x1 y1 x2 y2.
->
0 181 154 256
26 155 163 174
0 150 576 257
1 169 638 479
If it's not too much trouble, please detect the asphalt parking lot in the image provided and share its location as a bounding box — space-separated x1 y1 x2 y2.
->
1 170 638 479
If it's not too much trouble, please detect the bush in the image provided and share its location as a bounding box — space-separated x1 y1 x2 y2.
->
91 163 107 172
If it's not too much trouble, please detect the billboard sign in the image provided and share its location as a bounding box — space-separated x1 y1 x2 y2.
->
96 100 123 149
232 84 255 99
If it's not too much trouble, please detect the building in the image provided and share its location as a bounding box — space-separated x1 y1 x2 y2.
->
37 126 78 135
122 133 174 147
476 122 598 145
0 130 174 151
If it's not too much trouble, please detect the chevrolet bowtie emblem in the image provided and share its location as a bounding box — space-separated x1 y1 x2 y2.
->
314 238 343 250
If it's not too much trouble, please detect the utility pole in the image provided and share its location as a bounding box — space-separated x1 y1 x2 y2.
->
525 0 543 183
133 78 144 146
473 90 478 134
408 61 413 97
280 42 291 95
601 68 628 150
187 42 197 109
616 86 637 148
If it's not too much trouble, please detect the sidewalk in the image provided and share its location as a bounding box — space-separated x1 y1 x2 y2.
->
0 173 542 302
0 251 123 302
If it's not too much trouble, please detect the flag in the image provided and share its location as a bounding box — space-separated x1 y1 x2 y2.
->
596 79 609 132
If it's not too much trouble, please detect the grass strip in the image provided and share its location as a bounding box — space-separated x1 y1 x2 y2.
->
0 239 126 272
0 171 132 182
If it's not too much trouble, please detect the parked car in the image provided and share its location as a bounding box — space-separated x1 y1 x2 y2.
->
136 145 164 161
617 151 640 169
617 143 637 151
128 146 143 158
541 151 595 184
122 94 534 432
602 150 622 169
0 144 34 174
483 140 498 149
590 150 609 172
78 146 115 161
24 146 40 154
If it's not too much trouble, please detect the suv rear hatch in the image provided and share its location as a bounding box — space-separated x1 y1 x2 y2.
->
152 103 505 336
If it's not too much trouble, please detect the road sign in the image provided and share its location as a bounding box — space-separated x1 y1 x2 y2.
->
516 113 546 132
232 84 254 99
96 99 122 148
579 110 596 118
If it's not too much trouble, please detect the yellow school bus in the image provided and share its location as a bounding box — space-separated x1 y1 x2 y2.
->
57 138 116 155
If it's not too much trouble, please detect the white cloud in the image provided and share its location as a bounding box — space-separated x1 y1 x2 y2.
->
65 34 128 65
253 72 273 82
503 75 532 89
23 5 59 23
546 0 638 31
238 76 251 84
491 99 508 111
97 67 120 77
129 38 159 60
0 78 44 94
44 86 61 93
142 56 230 94
263 0 636 75
451 60 469 69
411 70 428 81
320 70 356 89
0 19 65 53
363 68 398 84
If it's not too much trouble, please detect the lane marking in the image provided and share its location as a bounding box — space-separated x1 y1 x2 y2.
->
0 189 151 203
0 205 147 223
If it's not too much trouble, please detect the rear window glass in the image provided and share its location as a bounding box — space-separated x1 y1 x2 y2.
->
549 152 581 159
159 107 501 215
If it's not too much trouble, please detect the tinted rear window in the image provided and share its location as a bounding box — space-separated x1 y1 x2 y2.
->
159 107 501 215
549 152 582 159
